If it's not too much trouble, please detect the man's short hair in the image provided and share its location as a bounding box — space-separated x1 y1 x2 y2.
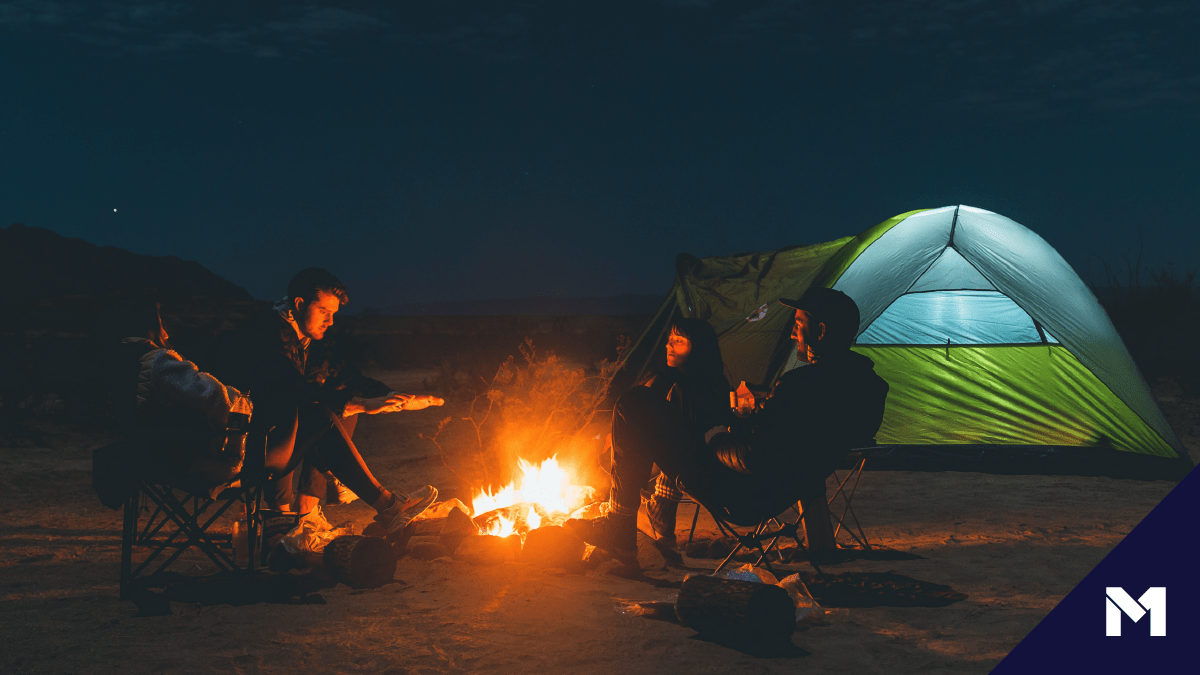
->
287 268 350 305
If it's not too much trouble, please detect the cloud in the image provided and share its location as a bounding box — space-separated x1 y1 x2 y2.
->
3 0 1196 115
266 6 388 47
1 1 391 57
714 0 1200 117
0 1 83 28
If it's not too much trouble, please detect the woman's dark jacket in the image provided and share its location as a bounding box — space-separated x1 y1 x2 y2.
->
643 366 732 440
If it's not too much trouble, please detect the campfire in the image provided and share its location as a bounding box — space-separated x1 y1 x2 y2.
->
471 456 598 539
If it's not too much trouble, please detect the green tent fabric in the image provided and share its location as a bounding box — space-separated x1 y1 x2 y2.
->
624 205 1190 476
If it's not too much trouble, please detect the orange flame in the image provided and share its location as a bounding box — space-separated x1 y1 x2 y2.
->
472 456 595 536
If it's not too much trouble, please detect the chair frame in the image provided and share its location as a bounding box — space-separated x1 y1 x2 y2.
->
824 457 871 550
119 479 264 600
679 457 873 578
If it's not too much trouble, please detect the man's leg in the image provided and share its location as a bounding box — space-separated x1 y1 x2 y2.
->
295 464 327 514
293 404 436 540
255 402 301 511
293 408 383 506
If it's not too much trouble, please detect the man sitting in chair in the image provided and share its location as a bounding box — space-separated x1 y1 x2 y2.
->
568 287 889 567
216 267 443 541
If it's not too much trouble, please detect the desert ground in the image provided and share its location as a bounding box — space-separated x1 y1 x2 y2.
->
2 367 1196 675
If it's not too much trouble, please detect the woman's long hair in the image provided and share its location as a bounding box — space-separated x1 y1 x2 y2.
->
637 317 728 393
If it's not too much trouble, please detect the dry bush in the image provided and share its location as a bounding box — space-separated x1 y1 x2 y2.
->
1092 251 1200 394
422 336 628 495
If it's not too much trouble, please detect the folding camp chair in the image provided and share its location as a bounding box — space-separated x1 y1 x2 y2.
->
700 494 822 577
683 448 874 554
114 424 295 600
120 476 260 599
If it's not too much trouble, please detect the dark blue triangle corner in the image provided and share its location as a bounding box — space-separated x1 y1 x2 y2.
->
991 465 1200 673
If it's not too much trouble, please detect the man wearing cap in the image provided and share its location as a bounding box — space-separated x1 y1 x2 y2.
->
568 287 889 567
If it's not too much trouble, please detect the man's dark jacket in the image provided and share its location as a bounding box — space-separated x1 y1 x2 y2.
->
216 309 391 416
723 349 889 494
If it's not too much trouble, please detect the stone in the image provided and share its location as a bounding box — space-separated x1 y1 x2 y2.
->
440 506 481 553
636 531 668 571
405 535 442 551
408 541 450 560
522 526 585 568
453 534 520 565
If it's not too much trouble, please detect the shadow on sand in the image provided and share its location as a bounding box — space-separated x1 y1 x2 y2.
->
800 570 967 608
126 569 399 617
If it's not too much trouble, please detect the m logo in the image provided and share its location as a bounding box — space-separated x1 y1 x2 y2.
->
1106 587 1166 636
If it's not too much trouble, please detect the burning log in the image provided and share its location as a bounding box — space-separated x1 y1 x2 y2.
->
322 535 397 589
522 525 585 568
472 503 542 537
453 534 522 565
675 574 795 646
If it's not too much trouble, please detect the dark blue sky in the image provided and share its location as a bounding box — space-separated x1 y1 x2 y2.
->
3 1 1198 311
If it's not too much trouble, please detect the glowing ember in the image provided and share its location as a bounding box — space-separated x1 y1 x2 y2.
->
472 456 595 538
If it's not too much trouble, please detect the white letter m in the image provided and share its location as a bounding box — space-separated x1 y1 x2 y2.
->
1106 587 1166 636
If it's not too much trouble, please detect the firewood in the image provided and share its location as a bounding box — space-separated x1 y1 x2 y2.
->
471 504 528 533
675 574 795 645
322 535 397 589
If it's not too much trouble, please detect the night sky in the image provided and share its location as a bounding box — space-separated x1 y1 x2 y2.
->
3 1 1198 311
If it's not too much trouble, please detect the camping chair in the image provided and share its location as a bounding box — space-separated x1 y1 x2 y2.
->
693 489 822 577
120 471 260 600
101 421 295 600
679 443 877 577
683 445 875 553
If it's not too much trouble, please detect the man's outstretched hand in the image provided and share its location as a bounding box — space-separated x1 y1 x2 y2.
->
399 394 444 411
344 392 445 416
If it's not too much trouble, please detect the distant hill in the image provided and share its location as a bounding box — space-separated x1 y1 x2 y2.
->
2 222 252 302
369 294 663 316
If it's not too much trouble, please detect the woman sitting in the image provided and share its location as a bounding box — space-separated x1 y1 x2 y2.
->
572 318 731 561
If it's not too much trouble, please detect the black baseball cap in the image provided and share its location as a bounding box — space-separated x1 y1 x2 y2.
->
779 287 861 339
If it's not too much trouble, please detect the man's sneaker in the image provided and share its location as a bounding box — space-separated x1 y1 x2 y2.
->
645 495 679 547
373 485 438 540
325 473 359 505
564 513 638 567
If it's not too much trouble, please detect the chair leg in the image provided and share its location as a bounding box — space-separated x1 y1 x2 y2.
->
799 492 836 552
827 459 872 549
120 494 137 600
246 485 260 579
686 501 701 548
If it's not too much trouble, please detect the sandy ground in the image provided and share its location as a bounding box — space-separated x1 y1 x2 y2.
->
3 368 1197 674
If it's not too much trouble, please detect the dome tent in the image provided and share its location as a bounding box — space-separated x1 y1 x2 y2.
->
620 206 1191 480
